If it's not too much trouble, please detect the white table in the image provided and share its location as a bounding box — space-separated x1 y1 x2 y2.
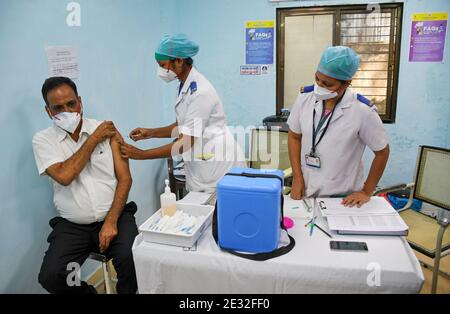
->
132 195 424 294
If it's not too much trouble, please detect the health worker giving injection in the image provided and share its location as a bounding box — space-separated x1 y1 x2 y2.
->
120 34 246 192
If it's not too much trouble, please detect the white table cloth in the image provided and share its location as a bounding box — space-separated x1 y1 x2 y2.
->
132 196 424 294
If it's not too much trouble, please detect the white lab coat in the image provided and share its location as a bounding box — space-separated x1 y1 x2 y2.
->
287 87 389 197
175 67 247 192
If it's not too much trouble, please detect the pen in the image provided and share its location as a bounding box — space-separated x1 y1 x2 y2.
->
313 223 332 238
309 217 316 236
305 216 317 227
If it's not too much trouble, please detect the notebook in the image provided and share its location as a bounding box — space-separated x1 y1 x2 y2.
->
319 197 409 236
317 196 396 216
326 214 409 236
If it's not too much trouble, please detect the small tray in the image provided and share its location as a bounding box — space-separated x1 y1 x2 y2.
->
138 203 214 248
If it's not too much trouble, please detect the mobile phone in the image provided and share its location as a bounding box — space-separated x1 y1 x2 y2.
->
330 241 368 252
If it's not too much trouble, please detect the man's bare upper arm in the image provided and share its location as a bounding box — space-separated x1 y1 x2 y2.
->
110 132 132 183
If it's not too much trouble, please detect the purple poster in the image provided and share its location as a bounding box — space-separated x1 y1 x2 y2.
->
409 13 448 62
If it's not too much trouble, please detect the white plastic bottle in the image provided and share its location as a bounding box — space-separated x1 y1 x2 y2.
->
161 179 177 217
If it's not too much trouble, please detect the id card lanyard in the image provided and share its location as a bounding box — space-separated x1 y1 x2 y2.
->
306 90 346 168
310 101 337 157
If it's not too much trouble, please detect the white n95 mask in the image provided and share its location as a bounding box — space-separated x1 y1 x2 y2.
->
158 67 178 83
314 83 338 101
53 111 81 134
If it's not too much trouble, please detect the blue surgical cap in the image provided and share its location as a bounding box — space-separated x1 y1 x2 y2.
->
155 34 199 61
317 46 360 81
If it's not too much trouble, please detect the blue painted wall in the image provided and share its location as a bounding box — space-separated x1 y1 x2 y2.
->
0 0 175 293
0 0 449 293
174 0 450 186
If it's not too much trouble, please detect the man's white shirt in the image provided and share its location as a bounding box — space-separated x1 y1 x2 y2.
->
32 118 117 224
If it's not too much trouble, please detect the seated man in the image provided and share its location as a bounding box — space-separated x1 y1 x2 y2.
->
32 76 138 294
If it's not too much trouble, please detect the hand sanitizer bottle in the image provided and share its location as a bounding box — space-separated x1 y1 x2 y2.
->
161 179 177 217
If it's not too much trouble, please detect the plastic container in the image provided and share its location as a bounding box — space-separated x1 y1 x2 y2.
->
161 179 177 217
139 203 214 248
216 167 284 253
386 190 423 211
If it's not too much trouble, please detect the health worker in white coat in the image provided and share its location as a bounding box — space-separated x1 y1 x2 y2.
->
287 46 390 207
120 34 246 192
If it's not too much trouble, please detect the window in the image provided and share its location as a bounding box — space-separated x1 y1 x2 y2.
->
276 3 403 123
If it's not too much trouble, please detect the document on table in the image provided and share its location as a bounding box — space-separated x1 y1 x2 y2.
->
317 197 396 216
326 213 409 236
318 197 409 236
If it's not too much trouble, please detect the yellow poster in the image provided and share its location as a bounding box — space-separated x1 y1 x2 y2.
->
246 20 275 29
412 12 448 22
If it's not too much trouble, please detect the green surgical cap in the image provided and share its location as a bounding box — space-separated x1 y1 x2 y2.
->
155 33 199 61
317 46 360 81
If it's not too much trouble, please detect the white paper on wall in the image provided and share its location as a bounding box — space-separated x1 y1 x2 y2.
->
45 45 79 79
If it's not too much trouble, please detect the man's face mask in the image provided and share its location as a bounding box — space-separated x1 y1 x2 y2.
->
157 66 177 83
51 105 82 134
313 83 340 101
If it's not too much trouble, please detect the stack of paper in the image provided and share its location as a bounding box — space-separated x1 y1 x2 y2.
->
318 197 409 236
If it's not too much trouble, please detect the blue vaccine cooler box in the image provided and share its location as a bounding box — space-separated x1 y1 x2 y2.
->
216 168 284 253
